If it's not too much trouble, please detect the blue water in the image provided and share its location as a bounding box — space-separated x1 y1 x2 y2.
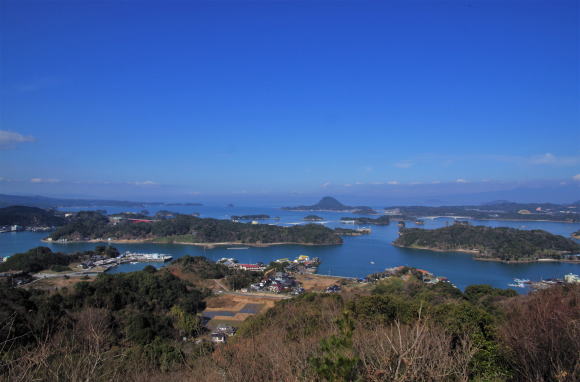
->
1 205 579 292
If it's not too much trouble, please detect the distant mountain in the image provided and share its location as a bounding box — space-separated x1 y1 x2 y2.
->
0 194 202 209
384 201 579 222
0 206 66 227
283 197 376 214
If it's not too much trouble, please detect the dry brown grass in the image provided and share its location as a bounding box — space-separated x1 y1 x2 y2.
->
295 274 349 291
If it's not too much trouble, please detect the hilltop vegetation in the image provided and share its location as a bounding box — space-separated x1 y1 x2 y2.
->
0 266 208 379
283 196 376 214
2 262 578 382
49 211 343 246
394 224 580 261
0 246 119 273
0 205 66 226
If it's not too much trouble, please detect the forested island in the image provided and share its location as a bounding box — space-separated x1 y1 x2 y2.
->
283 196 376 214
47 211 343 246
394 224 580 262
385 201 580 223
304 215 323 221
0 205 66 227
340 216 390 225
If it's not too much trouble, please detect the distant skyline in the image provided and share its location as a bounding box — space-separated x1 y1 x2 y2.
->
1 0 579 203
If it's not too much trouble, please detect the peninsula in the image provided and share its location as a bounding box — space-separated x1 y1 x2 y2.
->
0 206 66 228
283 196 376 214
393 224 580 263
47 211 343 246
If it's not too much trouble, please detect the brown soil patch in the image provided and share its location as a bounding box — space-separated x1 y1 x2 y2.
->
295 274 350 292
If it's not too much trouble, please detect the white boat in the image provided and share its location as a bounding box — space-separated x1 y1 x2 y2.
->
370 261 375 265
227 247 250 250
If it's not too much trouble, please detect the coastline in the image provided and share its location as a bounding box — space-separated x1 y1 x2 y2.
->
413 216 578 224
42 238 342 248
392 243 580 264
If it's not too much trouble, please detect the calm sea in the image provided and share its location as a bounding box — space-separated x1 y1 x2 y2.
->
1 204 579 292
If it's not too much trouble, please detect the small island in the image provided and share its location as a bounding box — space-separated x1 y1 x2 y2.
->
393 224 580 263
283 196 376 214
340 216 390 225
304 215 324 221
47 211 344 247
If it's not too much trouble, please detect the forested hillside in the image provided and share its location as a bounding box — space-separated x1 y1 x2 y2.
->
394 225 580 261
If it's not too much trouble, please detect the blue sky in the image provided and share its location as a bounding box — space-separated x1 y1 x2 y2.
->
1 0 579 203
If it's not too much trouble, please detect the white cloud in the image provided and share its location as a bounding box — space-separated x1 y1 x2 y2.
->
387 180 399 185
573 174 580 181
128 180 158 186
321 182 331 189
0 130 35 148
431 180 441 184
455 178 468 183
189 191 201 196
30 178 60 183
529 153 580 166
394 160 413 169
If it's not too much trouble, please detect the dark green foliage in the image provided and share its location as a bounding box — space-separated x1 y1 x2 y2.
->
0 247 78 273
394 224 580 260
464 284 517 310
69 270 206 314
349 294 416 324
310 311 359 382
95 244 120 258
50 213 343 245
225 271 261 290
49 264 71 272
304 215 323 221
50 211 110 241
174 255 261 289
174 256 229 279
0 205 66 226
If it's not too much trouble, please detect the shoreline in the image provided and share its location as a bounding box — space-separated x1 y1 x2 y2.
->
413 216 579 224
42 238 342 248
392 243 580 264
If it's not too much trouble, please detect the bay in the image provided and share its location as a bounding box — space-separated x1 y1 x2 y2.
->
1 204 579 292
